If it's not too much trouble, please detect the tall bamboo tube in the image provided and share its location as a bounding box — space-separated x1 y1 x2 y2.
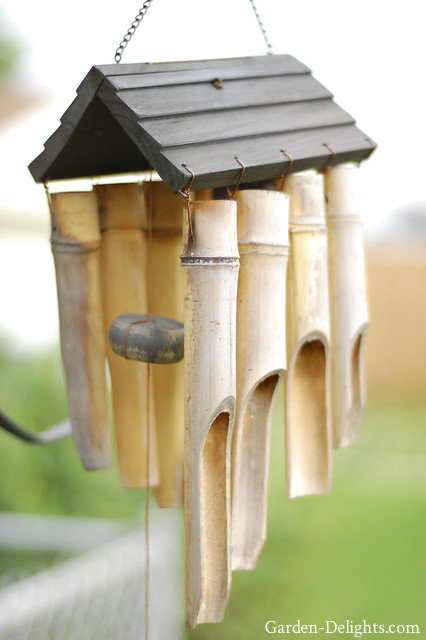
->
143 180 184 507
231 190 289 570
325 164 368 448
96 183 159 489
276 173 332 498
50 191 110 469
181 200 239 628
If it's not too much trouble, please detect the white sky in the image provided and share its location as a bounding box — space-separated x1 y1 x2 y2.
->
0 0 425 347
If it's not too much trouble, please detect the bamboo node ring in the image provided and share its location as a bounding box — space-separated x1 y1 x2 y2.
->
227 157 245 200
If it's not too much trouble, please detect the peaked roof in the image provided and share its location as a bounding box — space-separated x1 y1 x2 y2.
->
29 54 375 192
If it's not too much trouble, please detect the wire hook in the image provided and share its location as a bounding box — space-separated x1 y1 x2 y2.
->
227 157 246 199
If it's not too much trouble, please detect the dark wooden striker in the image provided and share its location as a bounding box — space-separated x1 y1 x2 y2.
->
28 55 375 192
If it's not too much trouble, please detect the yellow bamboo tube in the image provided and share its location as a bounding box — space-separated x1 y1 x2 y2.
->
231 189 289 571
96 183 159 488
276 173 332 498
325 164 368 448
50 191 110 469
143 180 184 507
181 200 239 628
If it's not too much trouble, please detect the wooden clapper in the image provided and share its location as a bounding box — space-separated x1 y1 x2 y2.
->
231 189 289 571
324 164 368 448
277 173 333 498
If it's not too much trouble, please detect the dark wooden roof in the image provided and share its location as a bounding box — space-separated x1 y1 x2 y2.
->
29 54 375 192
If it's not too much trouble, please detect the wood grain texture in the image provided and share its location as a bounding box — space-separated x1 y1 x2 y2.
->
181 200 238 628
324 164 368 448
96 183 159 489
276 173 332 498
29 54 375 189
118 75 331 119
231 190 288 571
50 191 110 470
144 180 185 508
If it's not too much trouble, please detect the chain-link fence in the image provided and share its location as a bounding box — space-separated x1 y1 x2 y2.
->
0 510 184 640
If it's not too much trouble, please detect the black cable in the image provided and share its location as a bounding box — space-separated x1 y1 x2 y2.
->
0 408 71 444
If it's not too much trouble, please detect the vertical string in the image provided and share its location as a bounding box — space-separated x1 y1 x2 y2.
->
144 173 154 640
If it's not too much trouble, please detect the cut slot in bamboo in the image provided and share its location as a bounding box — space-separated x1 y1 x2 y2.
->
96 183 159 489
50 191 110 470
276 173 332 498
143 180 185 507
181 200 239 628
231 190 289 571
324 164 368 448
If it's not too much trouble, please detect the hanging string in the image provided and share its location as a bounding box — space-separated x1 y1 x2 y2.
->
144 173 154 640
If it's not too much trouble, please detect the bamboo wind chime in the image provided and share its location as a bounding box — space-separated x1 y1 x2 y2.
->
31 28 375 630
44 165 370 627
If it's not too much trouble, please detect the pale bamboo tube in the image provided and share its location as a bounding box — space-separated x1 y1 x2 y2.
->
50 191 110 470
325 164 368 448
231 190 289 571
144 180 184 507
96 183 159 488
181 200 239 628
276 173 332 498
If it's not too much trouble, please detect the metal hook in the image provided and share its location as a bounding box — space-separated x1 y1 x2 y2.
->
227 157 246 199
322 144 336 171
178 164 195 239
277 150 293 191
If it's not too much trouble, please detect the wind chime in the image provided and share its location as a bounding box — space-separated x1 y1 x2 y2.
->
25 0 375 631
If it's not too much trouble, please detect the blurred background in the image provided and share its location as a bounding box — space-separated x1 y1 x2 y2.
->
0 0 424 638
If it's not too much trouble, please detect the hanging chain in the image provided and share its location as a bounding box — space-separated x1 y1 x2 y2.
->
114 0 274 63
248 0 274 55
114 0 155 63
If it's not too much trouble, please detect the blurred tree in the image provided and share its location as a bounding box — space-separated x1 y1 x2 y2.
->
0 12 21 79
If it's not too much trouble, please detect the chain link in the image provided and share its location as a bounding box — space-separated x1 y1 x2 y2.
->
249 0 274 55
114 0 155 63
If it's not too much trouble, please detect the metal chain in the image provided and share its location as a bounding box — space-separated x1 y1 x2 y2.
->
114 0 274 63
114 0 155 63
249 0 274 55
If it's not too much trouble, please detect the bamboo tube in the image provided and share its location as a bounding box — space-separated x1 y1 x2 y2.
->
50 191 110 469
324 164 368 448
231 190 289 571
143 181 185 507
181 200 239 628
96 183 159 489
276 173 332 498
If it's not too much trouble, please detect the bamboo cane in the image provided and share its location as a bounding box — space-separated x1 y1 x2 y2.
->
324 164 368 448
276 173 332 498
231 189 288 570
50 191 110 469
96 183 159 489
181 200 239 628
143 180 185 507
